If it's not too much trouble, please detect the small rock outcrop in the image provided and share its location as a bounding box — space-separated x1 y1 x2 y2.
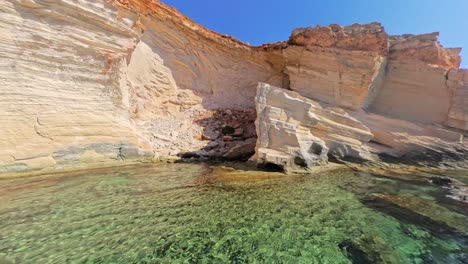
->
253 83 374 173
252 83 467 172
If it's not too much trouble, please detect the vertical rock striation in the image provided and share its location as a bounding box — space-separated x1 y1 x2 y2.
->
369 33 461 123
447 69 468 130
0 0 151 173
252 27 467 171
262 23 389 111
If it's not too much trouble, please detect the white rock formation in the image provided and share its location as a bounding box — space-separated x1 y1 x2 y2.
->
253 83 467 172
253 83 374 173
0 0 152 174
0 0 284 175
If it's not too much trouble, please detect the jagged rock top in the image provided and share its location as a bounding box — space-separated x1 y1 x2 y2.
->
289 23 389 55
113 0 251 49
114 0 463 70
389 33 461 69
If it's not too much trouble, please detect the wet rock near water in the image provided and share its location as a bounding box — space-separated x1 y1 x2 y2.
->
449 185 468 203
429 176 468 204
339 240 376 264
430 176 454 186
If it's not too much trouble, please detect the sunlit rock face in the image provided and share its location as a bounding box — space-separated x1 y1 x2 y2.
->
446 69 468 130
368 33 461 123
353 112 466 164
0 0 467 175
253 84 467 172
281 23 389 111
0 0 284 174
118 1 283 161
253 83 374 173
0 0 152 174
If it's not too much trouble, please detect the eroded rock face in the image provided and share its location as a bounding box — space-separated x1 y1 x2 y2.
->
282 46 386 111
447 69 468 130
289 23 389 55
264 23 389 111
354 112 467 165
253 83 374 173
368 34 461 123
0 0 467 175
253 84 467 172
0 0 280 174
0 0 152 174
389 33 461 69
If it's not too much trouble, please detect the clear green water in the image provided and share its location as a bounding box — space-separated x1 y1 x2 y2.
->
0 164 467 264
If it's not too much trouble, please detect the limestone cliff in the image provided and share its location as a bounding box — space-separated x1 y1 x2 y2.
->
255 83 466 172
0 0 149 174
0 0 466 175
254 83 374 173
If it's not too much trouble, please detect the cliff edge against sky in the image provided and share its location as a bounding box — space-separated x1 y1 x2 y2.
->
0 0 467 175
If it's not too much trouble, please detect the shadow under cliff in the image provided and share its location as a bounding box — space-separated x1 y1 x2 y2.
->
178 109 258 162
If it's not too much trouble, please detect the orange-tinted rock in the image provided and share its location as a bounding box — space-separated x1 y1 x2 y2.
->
113 0 251 49
389 33 461 70
289 23 389 55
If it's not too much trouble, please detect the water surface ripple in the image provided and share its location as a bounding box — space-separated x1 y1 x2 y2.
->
0 164 467 263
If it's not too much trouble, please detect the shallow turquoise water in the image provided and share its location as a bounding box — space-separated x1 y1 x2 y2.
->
0 164 467 263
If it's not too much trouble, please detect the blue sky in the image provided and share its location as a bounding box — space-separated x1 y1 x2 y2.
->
161 0 467 68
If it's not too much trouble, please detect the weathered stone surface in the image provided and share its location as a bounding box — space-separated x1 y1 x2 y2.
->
0 0 467 175
281 46 386 111
0 0 152 174
353 112 467 164
262 23 389 111
368 33 464 124
0 0 281 174
446 69 468 130
223 138 256 160
253 83 467 171
289 23 389 55
202 128 220 141
253 83 374 173
368 60 452 123
389 33 461 70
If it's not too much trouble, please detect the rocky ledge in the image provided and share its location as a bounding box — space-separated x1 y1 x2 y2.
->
253 83 467 173
0 0 467 176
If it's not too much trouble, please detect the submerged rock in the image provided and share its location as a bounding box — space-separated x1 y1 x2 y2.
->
430 176 453 186
339 240 376 264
